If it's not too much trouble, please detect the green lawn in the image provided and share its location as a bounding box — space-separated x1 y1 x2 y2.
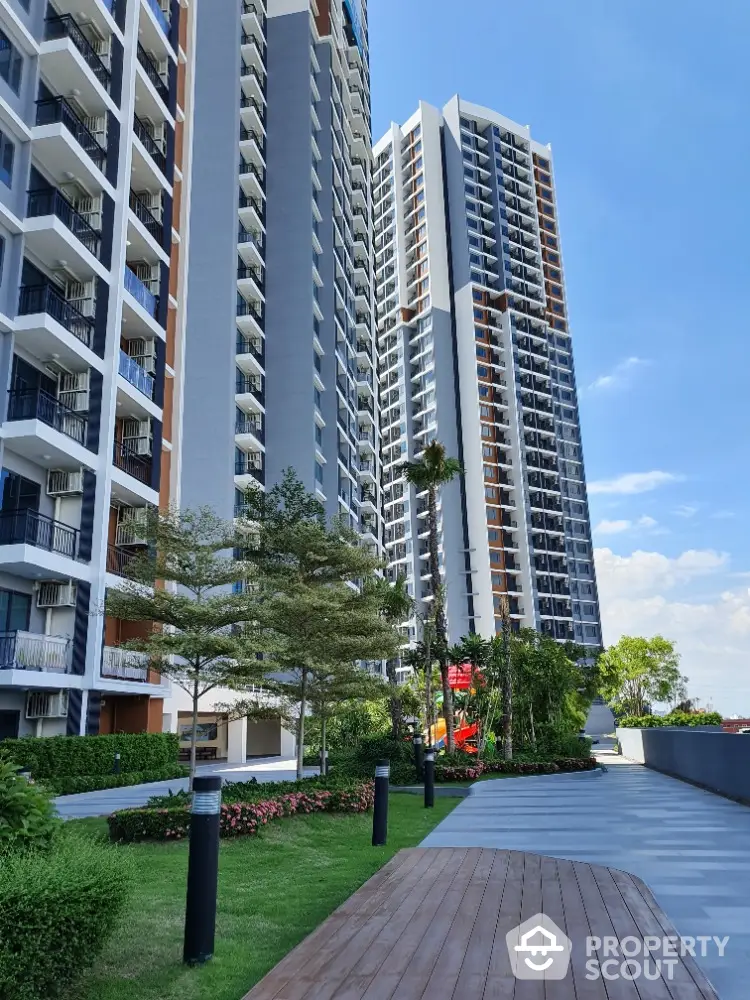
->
69 794 458 1000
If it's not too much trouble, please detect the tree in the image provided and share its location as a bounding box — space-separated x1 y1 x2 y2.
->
402 440 461 751
367 574 413 738
598 635 682 717
307 664 387 774
497 596 514 759
104 508 264 788
236 471 405 778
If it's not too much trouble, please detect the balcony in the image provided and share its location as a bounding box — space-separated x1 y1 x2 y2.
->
119 349 154 399
102 645 150 681
235 455 265 486
129 190 164 248
7 388 87 445
26 188 102 262
237 263 265 293
0 509 79 559
18 284 95 351
0 631 71 674
35 97 106 171
113 440 152 485
106 542 138 576
43 13 111 93
236 375 265 407
144 0 170 37
133 113 167 175
137 42 169 107
124 265 159 319
235 413 265 443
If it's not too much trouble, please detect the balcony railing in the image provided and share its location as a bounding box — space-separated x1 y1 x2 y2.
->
129 190 164 245
133 112 167 174
137 43 170 105
234 457 265 484
0 509 79 559
236 297 264 325
18 283 94 347
102 645 149 681
124 265 158 318
106 543 138 576
235 414 265 443
119 349 155 399
35 97 106 169
242 2 267 27
144 0 170 36
235 376 265 404
27 188 102 258
239 125 266 155
236 264 265 291
237 226 263 249
0 631 71 673
113 440 152 484
7 387 87 444
44 14 111 90
235 332 265 365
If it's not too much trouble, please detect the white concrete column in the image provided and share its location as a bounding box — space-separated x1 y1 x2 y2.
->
227 716 248 764
280 725 297 760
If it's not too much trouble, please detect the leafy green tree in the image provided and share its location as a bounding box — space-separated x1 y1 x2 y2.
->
236 471 404 778
307 665 387 774
366 574 413 738
402 441 462 751
599 635 682 717
104 508 264 787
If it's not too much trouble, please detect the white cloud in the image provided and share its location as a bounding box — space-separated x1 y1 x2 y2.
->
588 356 649 391
674 504 698 519
595 547 748 714
588 471 683 495
594 515 659 535
637 515 658 529
711 510 735 520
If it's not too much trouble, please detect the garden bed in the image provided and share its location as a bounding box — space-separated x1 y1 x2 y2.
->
435 756 599 783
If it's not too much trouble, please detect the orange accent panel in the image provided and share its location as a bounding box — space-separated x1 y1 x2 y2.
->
147 698 164 732
173 177 182 232
159 448 172 508
162 374 174 443
315 0 331 35
175 119 184 173
169 242 179 298
166 309 176 368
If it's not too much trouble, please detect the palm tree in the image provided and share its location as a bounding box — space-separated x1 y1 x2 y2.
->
497 595 513 759
378 575 414 737
403 440 461 752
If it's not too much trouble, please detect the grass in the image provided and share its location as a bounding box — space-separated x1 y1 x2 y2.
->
69 794 458 1000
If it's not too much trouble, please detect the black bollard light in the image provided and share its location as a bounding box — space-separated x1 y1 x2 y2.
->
412 733 424 782
113 752 121 775
424 746 435 808
372 759 389 846
183 775 222 966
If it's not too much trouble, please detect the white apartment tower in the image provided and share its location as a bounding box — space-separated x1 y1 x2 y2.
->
374 98 602 651
0 0 195 739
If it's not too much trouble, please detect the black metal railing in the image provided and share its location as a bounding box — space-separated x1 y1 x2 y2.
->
235 376 265 405
133 113 167 174
235 332 265 365
235 414 265 443
113 440 152 484
137 43 170 106
7 388 87 444
35 97 106 169
0 508 79 558
129 189 164 244
242 2 267 26
236 297 264 325
44 14 111 90
18 284 94 347
27 189 101 258
239 125 266 156
234 458 265 485
106 543 138 576
236 263 265 291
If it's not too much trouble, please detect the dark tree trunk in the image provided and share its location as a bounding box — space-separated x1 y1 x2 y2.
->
296 667 308 780
386 657 402 739
428 485 455 752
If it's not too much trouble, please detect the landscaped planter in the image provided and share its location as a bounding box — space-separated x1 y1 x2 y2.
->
435 757 598 783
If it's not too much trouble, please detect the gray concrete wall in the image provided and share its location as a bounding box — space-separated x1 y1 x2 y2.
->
618 727 750 802
181 0 241 519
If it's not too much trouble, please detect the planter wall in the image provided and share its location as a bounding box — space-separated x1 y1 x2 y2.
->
617 727 750 803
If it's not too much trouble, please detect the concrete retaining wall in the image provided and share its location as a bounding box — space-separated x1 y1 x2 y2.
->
617 727 750 802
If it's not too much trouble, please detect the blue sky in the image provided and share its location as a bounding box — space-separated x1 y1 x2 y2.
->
369 0 750 712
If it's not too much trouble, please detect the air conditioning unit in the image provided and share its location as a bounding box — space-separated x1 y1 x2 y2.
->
247 452 263 470
83 114 107 141
58 371 89 412
75 194 103 231
47 469 84 497
140 191 163 221
131 261 160 293
126 337 157 374
26 690 69 720
65 279 95 317
122 418 153 456
37 581 77 609
116 507 149 546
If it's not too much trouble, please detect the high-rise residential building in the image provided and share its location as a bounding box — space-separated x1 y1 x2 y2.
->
374 97 602 653
177 0 380 756
0 0 194 740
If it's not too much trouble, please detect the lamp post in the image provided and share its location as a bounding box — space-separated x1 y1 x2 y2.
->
372 759 389 846
412 732 424 781
423 746 435 808
183 775 222 966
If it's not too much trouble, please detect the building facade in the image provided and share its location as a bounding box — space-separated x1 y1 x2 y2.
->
374 98 601 652
0 0 194 740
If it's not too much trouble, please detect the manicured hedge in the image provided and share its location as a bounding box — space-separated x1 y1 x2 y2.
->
109 781 375 843
0 732 179 779
435 757 598 783
0 835 132 1000
46 765 189 796
618 712 723 729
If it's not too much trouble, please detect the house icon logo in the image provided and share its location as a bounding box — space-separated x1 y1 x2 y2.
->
506 913 572 980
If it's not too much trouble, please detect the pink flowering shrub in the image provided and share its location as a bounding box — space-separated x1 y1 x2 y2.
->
107 781 375 844
434 756 598 783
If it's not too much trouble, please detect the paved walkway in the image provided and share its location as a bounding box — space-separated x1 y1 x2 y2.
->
55 757 317 819
422 749 750 998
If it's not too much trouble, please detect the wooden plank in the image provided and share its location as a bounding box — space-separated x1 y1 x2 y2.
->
513 851 545 1000
482 850 526 1000
609 868 719 1000
553 857 608 1000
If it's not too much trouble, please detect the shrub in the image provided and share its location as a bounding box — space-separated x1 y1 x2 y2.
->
0 762 61 857
335 735 417 785
109 780 375 843
618 712 723 729
45 765 189 796
0 834 132 1000
0 732 179 779
434 757 598 783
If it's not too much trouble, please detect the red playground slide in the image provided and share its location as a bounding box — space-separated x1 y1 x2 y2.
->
454 721 479 753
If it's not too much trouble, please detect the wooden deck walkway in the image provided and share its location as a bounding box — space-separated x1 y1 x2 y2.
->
242 848 719 999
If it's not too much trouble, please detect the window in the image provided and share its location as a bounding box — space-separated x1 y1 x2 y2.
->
465 184 476 196
477 366 488 377
0 235 4 284
0 588 31 633
480 405 491 416
0 31 22 94
476 347 487 358
484 486 497 499
482 445 493 458
585 625 598 638
1 469 40 513
0 130 13 188
584 604 595 615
